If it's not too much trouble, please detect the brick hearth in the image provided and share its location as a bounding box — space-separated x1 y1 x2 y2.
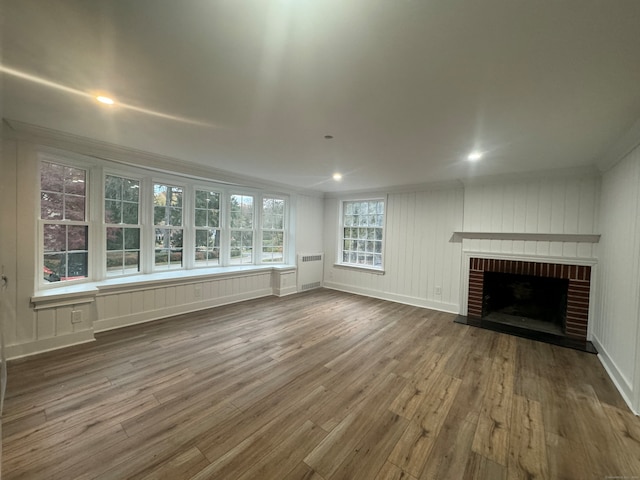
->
467 258 591 340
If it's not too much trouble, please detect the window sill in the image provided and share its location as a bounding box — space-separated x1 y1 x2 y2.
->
32 264 296 309
333 263 385 275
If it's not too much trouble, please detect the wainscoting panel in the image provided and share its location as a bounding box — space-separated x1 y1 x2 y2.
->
94 272 274 332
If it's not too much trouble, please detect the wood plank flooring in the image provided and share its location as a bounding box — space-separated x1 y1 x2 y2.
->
3 289 640 479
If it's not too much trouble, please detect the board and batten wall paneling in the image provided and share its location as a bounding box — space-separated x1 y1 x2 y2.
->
593 142 640 412
462 175 600 258
323 187 464 313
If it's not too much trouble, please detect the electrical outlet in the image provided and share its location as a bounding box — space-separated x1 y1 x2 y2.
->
71 310 82 324
194 285 202 299
435 286 442 296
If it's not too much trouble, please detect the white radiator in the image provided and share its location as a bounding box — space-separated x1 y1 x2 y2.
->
297 253 324 292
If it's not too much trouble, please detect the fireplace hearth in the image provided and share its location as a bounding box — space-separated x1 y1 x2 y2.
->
456 257 596 353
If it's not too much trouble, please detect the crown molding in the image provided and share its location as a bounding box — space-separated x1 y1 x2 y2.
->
3 119 324 197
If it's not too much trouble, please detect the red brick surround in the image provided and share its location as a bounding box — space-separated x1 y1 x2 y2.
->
467 258 591 340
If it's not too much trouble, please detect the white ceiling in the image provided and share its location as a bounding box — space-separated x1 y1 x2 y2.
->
2 0 640 193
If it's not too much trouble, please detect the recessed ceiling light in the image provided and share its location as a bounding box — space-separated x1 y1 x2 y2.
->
96 95 115 105
333 173 343 181
467 151 483 161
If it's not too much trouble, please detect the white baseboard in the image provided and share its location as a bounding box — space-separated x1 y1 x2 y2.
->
323 281 459 314
6 330 96 360
591 335 637 415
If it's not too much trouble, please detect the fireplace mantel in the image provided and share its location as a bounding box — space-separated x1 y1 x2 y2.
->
452 231 601 243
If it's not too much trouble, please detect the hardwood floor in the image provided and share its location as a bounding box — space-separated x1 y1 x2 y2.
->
3 289 640 479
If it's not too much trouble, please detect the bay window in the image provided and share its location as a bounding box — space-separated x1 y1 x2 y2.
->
38 156 290 289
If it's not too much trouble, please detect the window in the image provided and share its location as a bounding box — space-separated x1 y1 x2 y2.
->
340 199 385 269
40 161 89 282
154 183 183 269
262 197 285 263
105 175 141 276
229 194 254 265
194 189 221 266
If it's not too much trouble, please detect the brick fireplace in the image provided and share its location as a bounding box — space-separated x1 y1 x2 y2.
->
467 257 592 341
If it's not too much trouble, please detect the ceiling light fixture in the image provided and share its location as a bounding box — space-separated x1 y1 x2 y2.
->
333 173 343 181
467 151 483 161
96 95 115 105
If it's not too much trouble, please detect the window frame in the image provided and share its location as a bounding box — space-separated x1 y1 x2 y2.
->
38 155 94 289
152 179 186 271
193 187 223 268
228 192 256 265
104 171 143 278
261 195 287 265
337 197 387 272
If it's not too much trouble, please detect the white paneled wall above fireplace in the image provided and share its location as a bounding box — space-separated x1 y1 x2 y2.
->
462 173 600 259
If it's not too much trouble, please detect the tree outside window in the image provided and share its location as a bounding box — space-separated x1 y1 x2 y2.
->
40 161 89 282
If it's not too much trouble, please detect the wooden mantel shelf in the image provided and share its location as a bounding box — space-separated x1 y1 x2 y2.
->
451 231 601 243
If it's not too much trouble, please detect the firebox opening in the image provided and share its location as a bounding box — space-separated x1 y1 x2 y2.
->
482 271 569 337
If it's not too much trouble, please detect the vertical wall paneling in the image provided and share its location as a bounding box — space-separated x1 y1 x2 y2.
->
324 187 464 313
15 141 39 346
594 143 640 412
295 194 324 256
0 140 19 347
462 176 600 259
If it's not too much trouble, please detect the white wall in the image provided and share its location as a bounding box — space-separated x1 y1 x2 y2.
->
594 142 640 412
323 187 464 312
295 193 324 255
462 173 600 258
